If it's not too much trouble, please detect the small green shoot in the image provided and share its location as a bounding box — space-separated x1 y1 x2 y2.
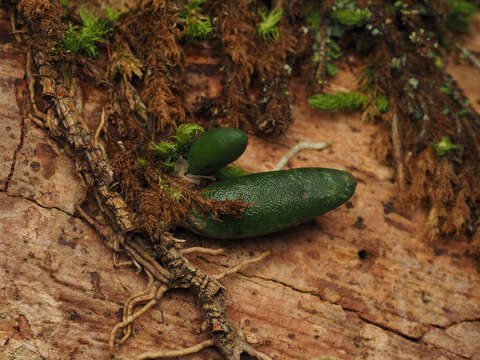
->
151 123 205 172
433 136 460 156
180 0 213 41
308 92 367 111
408 77 419 89
104 6 122 23
166 186 185 203
445 0 477 32
391 55 406 70
326 62 338 76
440 85 453 96
171 123 204 153
137 158 147 167
257 7 283 40
376 95 391 113
158 177 185 202
331 7 371 27
150 141 178 159
62 7 120 57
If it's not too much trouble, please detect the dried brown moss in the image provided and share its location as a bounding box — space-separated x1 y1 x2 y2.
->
363 0 480 241
118 0 187 137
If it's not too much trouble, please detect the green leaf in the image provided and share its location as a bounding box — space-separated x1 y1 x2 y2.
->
433 136 460 156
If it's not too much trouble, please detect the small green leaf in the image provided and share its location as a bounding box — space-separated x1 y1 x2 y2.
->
433 136 460 156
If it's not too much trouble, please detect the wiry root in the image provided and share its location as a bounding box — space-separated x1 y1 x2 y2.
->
182 247 225 256
25 50 47 125
274 142 330 171
109 280 167 353
135 339 215 360
214 251 271 280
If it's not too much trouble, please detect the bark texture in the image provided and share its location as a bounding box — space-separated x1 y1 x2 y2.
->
1 15 480 360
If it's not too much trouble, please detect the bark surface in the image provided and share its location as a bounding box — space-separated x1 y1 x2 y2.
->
1 14 480 360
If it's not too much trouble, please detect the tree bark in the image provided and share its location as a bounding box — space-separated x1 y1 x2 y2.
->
1 14 480 360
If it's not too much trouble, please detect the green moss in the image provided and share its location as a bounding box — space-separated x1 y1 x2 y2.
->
376 95 391 113
256 7 283 40
440 85 453 96
180 0 213 41
308 92 367 111
445 0 477 32
151 123 205 172
331 7 371 27
433 136 460 156
171 123 204 153
62 7 120 57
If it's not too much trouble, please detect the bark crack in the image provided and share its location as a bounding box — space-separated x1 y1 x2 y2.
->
5 192 75 217
4 116 25 192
